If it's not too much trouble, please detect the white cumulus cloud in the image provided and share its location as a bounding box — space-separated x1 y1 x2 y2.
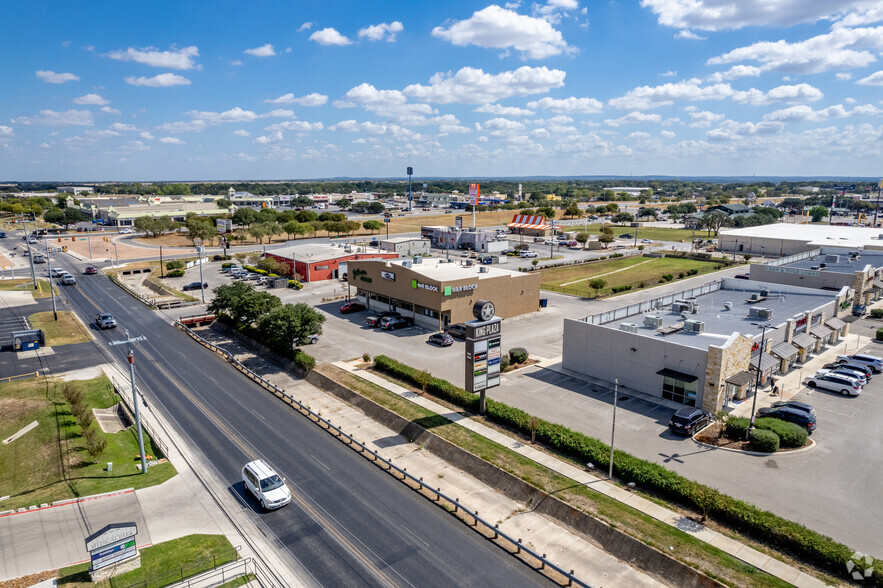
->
404 66 566 104
763 103 879 122
858 70 883 85
732 83 824 105
11 109 94 126
245 44 276 57
688 110 725 127
101 106 122 114
358 22 404 42
605 112 662 126
265 121 324 132
125 73 191 87
527 96 603 113
609 79 734 110
140 131 154 140
110 123 139 131
233 129 250 136
474 104 535 116
432 5 570 59
310 28 352 46
0 126 14 137
159 137 185 144
707 119 784 140
298 22 314 32
73 93 109 105
36 70 80 83
105 46 199 69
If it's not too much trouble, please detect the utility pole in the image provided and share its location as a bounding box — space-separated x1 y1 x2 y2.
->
109 331 149 474
45 240 57 320
407 166 413 213
24 216 38 289
609 378 619 480
196 242 206 304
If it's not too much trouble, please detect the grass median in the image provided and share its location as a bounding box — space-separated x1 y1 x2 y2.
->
0 375 176 512
321 365 807 588
29 311 92 346
0 278 55 299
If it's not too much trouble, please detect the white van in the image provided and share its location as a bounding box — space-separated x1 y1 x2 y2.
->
241 459 291 510
51 267 66 278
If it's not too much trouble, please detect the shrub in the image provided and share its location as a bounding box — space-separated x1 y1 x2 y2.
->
166 260 185 271
611 285 633 293
755 418 807 448
678 272 685 279
369 355 878 580
362 353 371 362
637 245 644 251
687 268 699 276
639 282 645 288
75 407 94 430
509 347 529 364
288 280 303 289
293 350 315 372
61 382 83 406
222 262 235 269
167 270 185 278
661 274 674 282
84 428 107 460
743 254 752 261
877 328 883 342
748 428 779 453
213 255 231 262
500 356 510 371
723 415 750 439
871 308 883 319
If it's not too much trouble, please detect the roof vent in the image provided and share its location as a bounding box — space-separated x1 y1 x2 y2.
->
619 323 638 334
413 255 423 264
723 301 733 310
402 260 412 268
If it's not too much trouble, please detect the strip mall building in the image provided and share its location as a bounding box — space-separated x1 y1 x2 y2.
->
346 257 541 330
265 242 397 282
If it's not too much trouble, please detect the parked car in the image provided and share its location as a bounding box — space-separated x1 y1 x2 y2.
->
836 354 883 373
445 323 468 339
816 368 867 386
241 459 291 510
734 274 750 280
366 311 400 327
182 281 208 291
520 250 538 258
823 362 872 380
641 238 652 243
852 305 867 317
770 400 815 415
220 266 242 274
95 313 117 329
380 316 414 330
533 237 545 243
0 232 6 238
339 302 367 314
619 233 633 239
428 332 454 347
668 407 712 436
84 265 98 275
61 274 76 285
805 373 862 396
119 228 134 234
304 334 319 344
756 405 817 433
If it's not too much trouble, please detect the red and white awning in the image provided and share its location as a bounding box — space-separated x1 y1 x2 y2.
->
507 215 551 230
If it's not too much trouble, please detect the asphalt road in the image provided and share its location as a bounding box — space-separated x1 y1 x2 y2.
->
53 258 552 587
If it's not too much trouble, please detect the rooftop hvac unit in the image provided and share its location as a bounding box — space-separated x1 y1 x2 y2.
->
819 263 826 269
479 266 488 273
684 319 705 333
723 301 733 311
402 260 412 268
619 323 639 334
748 293 761 301
680 311 691 320
672 301 693 314
825 254 840 263
749 307 773 320
413 255 423 264
759 289 769 297
810 266 820 270
644 315 663 328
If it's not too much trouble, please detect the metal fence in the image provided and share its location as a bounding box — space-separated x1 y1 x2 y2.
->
765 248 820 267
116 546 239 588
583 281 723 324
176 321 591 588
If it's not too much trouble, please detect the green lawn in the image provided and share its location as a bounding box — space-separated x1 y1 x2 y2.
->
58 534 237 588
0 278 56 299
30 311 92 346
0 375 176 511
540 256 724 297
572 223 703 242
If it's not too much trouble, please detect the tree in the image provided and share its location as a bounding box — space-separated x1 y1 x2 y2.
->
612 212 634 225
335 198 352 210
809 205 828 223
363 220 383 234
283 220 302 239
262 221 283 243
295 210 318 223
701 211 729 236
588 278 607 295
575 231 589 249
232 207 259 228
257 257 289 276
536 206 556 219
564 203 581 218
216 198 232 208
637 207 658 220
598 225 614 248
257 302 326 353
186 219 218 245
236 291 282 326
208 282 255 318
248 224 267 244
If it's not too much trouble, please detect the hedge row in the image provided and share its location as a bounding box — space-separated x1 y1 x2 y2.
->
754 418 808 448
749 428 779 453
371 355 880 583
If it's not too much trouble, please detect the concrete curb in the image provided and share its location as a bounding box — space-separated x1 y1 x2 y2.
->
691 436 817 457
0 488 134 518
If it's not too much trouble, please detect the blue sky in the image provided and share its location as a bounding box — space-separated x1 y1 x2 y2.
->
2 1 882 180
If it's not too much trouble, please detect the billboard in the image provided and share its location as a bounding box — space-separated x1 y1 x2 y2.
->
469 184 480 206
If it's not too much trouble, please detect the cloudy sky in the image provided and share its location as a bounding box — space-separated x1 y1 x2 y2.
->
2 1 882 180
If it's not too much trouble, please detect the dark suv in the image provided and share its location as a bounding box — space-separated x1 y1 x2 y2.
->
756 405 817 433
366 311 400 327
668 407 712 436
380 316 414 330
445 323 468 339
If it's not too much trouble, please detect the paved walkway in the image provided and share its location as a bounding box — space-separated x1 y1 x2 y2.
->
333 361 827 588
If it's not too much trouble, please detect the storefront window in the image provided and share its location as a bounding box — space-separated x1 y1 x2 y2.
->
662 376 697 406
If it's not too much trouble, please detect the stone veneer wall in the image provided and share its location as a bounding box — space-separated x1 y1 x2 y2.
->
703 333 752 413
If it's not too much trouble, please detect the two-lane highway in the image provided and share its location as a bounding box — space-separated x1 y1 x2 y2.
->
55 259 552 587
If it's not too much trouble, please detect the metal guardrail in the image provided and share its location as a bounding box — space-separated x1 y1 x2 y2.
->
0 370 40 383
176 321 591 588
110 376 169 460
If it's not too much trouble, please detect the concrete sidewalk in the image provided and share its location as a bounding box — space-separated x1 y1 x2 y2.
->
332 360 827 588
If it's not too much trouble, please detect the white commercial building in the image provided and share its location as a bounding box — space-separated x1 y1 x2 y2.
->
719 224 883 257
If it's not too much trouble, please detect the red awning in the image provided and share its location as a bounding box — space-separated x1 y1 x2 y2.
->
507 215 551 230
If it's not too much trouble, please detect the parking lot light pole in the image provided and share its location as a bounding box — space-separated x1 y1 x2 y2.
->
112 242 118 267
609 378 619 480
746 322 777 440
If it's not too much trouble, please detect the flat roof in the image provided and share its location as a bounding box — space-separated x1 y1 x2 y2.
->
607 283 837 350
721 224 883 244
779 249 883 273
371 257 531 282
381 236 429 244
269 242 392 263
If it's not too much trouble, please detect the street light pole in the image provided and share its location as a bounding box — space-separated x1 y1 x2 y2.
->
609 378 619 479
45 239 57 320
746 322 777 440
196 243 206 304
109 331 148 474
24 215 38 289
